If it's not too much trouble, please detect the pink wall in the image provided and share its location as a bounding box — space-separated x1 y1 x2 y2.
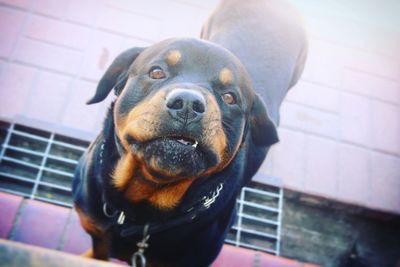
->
0 0 399 214
258 0 400 215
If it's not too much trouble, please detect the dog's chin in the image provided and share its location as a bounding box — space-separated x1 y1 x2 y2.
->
130 137 217 182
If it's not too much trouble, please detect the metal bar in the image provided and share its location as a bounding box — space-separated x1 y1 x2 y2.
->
42 167 74 178
0 171 71 192
11 129 49 143
47 155 79 165
234 242 277 255
231 226 278 240
2 144 45 157
0 124 14 163
11 129 87 152
237 213 279 226
30 133 54 199
51 140 87 152
2 156 41 169
235 188 245 247
276 188 284 255
0 172 35 184
34 196 72 208
1 157 73 178
225 239 236 245
237 199 280 213
3 144 79 164
0 188 31 198
243 186 280 198
39 181 71 192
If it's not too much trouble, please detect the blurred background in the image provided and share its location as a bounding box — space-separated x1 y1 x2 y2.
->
0 0 399 266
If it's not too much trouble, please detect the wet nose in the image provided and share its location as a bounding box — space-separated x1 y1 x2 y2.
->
166 89 206 123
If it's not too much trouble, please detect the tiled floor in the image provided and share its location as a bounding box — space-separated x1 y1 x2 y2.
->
0 192 90 253
0 192 319 267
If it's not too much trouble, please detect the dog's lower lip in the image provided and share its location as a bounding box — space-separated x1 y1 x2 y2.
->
126 135 200 149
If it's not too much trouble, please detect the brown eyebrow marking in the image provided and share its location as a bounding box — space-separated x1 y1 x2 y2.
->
219 67 233 86
166 50 182 66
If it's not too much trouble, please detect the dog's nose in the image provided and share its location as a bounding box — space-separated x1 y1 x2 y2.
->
166 89 206 122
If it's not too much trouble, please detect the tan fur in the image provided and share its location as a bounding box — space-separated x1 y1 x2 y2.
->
124 172 194 210
124 176 157 203
149 179 194 209
112 153 137 190
219 67 233 86
120 91 166 143
166 49 182 66
75 207 104 237
203 94 227 162
82 249 94 258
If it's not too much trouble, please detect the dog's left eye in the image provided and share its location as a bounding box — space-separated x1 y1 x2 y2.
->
222 92 236 105
149 67 166 79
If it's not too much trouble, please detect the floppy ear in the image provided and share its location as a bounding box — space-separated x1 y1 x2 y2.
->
249 94 279 147
242 94 279 183
86 47 145 104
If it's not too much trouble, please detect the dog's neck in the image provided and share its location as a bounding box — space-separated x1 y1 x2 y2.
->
111 152 195 210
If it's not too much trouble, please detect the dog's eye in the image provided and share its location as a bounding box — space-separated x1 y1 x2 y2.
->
222 92 236 105
149 67 166 79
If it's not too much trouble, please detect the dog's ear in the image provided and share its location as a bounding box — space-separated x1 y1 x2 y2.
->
242 94 279 182
87 47 145 104
248 94 279 147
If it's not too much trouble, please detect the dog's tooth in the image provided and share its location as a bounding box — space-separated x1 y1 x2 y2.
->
192 141 198 148
177 139 189 145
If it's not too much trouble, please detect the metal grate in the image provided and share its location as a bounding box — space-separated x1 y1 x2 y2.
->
226 183 283 255
0 120 282 254
0 121 88 207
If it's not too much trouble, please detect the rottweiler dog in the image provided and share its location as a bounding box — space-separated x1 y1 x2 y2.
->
73 0 307 266
73 38 278 267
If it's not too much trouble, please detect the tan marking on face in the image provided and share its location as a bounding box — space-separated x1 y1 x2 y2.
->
112 153 137 190
203 131 243 177
116 90 166 144
114 115 129 150
219 67 233 86
202 94 227 162
166 49 182 66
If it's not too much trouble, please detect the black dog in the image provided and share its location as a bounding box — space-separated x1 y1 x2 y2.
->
72 1 307 266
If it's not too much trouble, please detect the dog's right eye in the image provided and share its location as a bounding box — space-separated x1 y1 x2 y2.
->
149 67 166 79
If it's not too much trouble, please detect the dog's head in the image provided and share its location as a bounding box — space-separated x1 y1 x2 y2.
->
88 38 278 209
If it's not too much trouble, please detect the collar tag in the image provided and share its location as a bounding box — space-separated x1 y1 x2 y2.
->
203 183 224 209
117 211 126 225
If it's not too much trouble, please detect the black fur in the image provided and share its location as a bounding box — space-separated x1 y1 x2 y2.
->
73 38 279 267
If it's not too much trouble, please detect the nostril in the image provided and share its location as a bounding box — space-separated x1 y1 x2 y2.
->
167 98 183 110
193 100 205 113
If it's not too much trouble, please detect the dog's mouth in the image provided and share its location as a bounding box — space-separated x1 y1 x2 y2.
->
127 135 217 182
175 137 198 148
